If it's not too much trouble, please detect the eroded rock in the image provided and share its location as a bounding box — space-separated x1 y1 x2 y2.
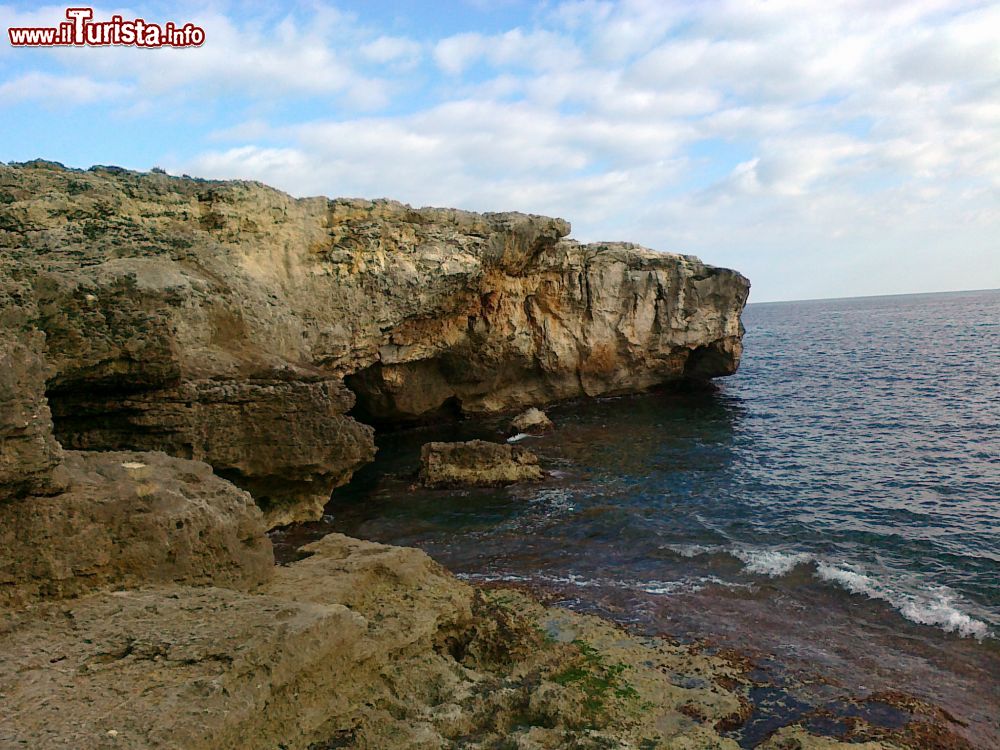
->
0 533 761 750
49 377 376 529
420 439 544 487
510 407 554 436
0 288 62 506
0 450 273 606
0 585 365 750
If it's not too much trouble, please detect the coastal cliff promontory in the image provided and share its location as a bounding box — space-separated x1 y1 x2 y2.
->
0 160 749 527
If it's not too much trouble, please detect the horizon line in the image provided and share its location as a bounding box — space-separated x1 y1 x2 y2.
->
749 286 1000 305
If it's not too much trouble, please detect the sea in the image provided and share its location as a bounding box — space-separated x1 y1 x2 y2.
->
273 288 1000 746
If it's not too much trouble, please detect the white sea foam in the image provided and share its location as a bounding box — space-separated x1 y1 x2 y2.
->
639 580 692 595
458 571 748 596
457 572 532 584
506 432 532 443
815 563 991 640
660 543 726 558
641 575 753 595
734 548 813 576
528 489 576 512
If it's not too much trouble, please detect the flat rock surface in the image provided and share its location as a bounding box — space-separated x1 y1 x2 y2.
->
0 586 364 750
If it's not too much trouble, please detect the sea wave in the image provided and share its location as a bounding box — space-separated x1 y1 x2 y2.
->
659 542 727 558
528 489 577 512
733 548 813 576
814 562 991 640
507 432 539 443
720 546 992 640
459 550 994 641
639 575 752 595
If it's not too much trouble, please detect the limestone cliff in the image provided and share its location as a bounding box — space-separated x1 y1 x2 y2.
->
0 160 749 525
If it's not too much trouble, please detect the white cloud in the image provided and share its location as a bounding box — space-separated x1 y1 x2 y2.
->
5 0 998 300
360 35 423 67
433 32 485 75
0 72 131 104
2 5 401 108
69 10 365 97
434 28 582 75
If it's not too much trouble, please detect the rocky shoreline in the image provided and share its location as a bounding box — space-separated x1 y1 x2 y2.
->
0 161 961 748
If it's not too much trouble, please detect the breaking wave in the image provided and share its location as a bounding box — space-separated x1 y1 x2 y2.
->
814 562 992 640
661 544 993 640
733 548 813 576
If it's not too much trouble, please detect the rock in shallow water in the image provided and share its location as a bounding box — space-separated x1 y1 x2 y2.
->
510 406 555 435
420 439 544 487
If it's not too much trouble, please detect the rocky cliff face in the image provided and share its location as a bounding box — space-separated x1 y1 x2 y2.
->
0 270 64 499
0 160 749 525
0 450 272 606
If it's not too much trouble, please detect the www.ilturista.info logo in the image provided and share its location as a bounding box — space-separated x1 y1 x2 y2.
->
8 7 205 48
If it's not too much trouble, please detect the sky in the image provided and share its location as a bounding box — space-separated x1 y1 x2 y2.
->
2 1 998 302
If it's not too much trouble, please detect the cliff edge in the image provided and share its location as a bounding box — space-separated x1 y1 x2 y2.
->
0 160 749 526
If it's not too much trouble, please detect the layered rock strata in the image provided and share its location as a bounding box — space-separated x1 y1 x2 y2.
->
0 160 749 523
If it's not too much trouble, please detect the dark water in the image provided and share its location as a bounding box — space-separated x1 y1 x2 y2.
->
274 288 1000 746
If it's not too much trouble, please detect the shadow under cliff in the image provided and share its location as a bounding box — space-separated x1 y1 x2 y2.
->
270 383 746 564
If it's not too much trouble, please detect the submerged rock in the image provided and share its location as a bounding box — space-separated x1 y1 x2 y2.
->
759 726 898 750
420 439 544 487
510 406 555 435
0 161 748 524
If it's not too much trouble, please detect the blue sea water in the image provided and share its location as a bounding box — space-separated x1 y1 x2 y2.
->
274 288 1000 742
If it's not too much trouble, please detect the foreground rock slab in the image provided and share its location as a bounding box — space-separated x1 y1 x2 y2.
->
0 533 784 750
420 439 544 487
0 586 364 750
